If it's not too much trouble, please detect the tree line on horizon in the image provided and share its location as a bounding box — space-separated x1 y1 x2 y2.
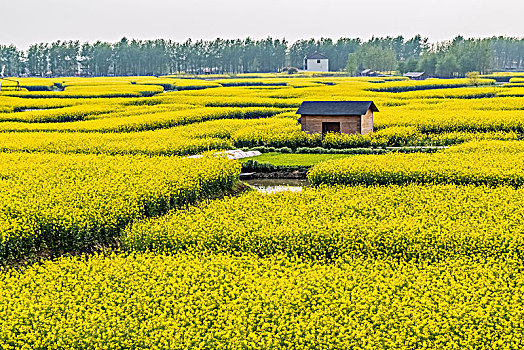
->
0 35 523 78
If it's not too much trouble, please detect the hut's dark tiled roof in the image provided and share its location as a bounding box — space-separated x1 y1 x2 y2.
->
306 52 328 60
296 101 379 115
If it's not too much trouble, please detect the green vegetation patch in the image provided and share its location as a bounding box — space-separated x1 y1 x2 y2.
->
242 152 352 167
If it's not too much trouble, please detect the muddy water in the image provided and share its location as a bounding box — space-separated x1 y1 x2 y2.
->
243 178 309 194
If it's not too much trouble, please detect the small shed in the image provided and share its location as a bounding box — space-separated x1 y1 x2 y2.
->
360 69 378 77
296 101 378 135
304 52 329 72
403 72 427 80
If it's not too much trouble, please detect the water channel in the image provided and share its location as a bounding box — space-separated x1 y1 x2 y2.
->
243 178 309 194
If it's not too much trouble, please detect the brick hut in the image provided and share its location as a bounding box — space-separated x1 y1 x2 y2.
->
296 101 378 135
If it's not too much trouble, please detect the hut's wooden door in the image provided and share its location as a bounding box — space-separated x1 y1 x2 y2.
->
322 122 340 134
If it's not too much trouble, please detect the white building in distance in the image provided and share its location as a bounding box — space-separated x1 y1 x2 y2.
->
304 52 329 72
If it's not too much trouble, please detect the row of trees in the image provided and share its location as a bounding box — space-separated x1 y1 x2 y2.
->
1 36 523 77
397 37 494 77
346 36 523 77
1 38 288 77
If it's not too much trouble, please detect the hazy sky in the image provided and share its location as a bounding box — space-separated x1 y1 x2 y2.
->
2 0 523 49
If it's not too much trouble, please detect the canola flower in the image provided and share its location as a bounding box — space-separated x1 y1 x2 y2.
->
125 184 524 261
2 76 524 141
0 152 240 261
0 128 232 156
0 117 304 156
1 75 524 348
0 117 517 157
0 252 523 349
169 78 222 90
367 77 495 93
0 106 282 133
308 140 524 186
1 84 165 98
0 104 119 123
482 72 524 78
375 106 524 133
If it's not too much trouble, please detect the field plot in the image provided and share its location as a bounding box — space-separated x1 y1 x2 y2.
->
308 140 524 186
1 253 523 349
1 76 523 151
125 184 524 261
0 153 239 260
1 75 524 349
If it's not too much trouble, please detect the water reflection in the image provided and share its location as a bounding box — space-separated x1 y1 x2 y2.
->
243 178 309 194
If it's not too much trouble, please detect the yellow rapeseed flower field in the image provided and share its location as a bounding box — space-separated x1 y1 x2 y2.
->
0 152 240 261
1 253 524 349
125 184 524 261
308 140 524 186
1 75 524 348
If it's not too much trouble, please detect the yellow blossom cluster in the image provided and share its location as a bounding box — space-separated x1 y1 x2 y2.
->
0 252 523 349
125 184 524 261
0 153 240 261
308 141 524 186
1 75 524 348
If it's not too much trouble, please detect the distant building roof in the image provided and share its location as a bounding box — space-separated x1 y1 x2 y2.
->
306 52 328 60
360 69 378 76
296 101 379 115
403 72 426 78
